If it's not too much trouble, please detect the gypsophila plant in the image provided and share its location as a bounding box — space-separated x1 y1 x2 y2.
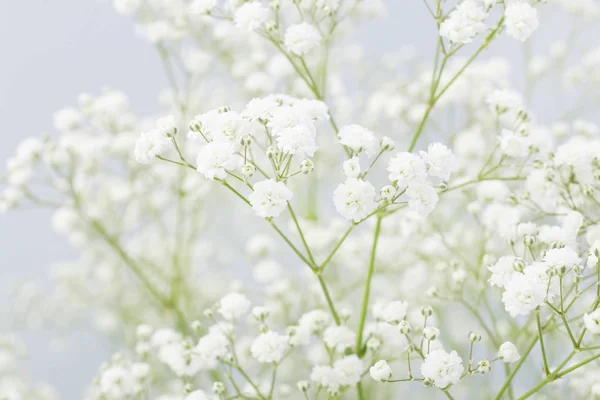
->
3 0 600 399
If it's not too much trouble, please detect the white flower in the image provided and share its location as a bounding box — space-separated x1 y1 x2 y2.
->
185 390 211 400
488 256 518 288
338 125 377 157
486 88 524 114
420 349 464 388
113 0 143 15
419 142 456 181
196 331 230 366
343 157 361 178
249 179 293 218
584 309 600 334
196 142 240 180
159 342 205 377
369 360 392 382
299 310 331 333
498 342 521 363
406 182 439 217
502 273 546 317
323 326 356 352
190 0 217 14
234 1 270 31
544 247 581 270
504 2 539 42
275 125 318 158
333 178 378 222
333 355 363 386
499 129 530 157
380 301 408 324
134 130 173 163
387 152 427 188
251 331 289 363
99 365 138 398
190 110 250 145
587 240 600 268
439 0 487 44
284 23 322 56
218 293 251 320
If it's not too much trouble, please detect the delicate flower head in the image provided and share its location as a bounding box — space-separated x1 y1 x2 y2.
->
338 125 377 157
502 273 546 317
420 350 464 388
369 360 392 382
249 179 293 218
498 342 521 363
333 178 378 222
387 152 427 188
218 293 251 320
406 182 439 217
284 23 322 56
505 2 539 42
251 331 290 363
419 142 456 181
196 142 241 180
234 1 270 31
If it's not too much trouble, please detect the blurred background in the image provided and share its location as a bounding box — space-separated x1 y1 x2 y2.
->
0 1 595 398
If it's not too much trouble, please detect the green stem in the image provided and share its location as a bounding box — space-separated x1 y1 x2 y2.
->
355 217 382 356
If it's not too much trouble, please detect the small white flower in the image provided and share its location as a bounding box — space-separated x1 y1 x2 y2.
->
323 325 356 352
584 309 600 334
196 142 241 180
498 342 521 363
333 178 378 222
439 0 488 44
419 142 456 181
234 1 270 31
420 349 464 388
275 125 318 158
134 130 173 163
338 125 377 157
499 129 530 157
504 2 539 42
249 179 293 218
387 152 427 188
251 331 289 363
218 293 251 320
381 301 408 324
488 256 518 288
406 182 439 217
502 273 546 317
343 157 361 178
369 360 392 382
284 23 322 56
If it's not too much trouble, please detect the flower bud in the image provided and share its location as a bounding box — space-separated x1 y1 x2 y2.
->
217 106 231 113
213 382 225 394
366 336 382 351
421 305 433 317
184 383 194 393
240 134 252 147
584 184 595 196
252 306 270 321
523 235 536 247
203 308 214 318
476 360 491 374
398 320 412 335
300 159 314 174
469 331 482 343
513 259 525 272
190 320 202 332
242 164 256 178
380 136 395 151
266 146 280 159
423 326 440 340
380 185 396 201
297 381 310 392
423 378 434 387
